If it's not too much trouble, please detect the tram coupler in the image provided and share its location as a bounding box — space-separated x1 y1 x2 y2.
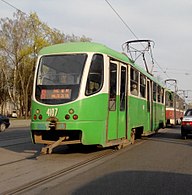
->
41 136 69 154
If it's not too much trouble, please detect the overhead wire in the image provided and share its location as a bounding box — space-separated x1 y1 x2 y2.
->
105 0 140 41
0 0 181 81
0 0 26 15
104 0 170 78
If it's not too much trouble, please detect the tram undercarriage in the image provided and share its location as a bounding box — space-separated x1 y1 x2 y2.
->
32 130 82 154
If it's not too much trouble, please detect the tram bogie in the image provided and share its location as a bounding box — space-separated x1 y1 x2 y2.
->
31 42 166 153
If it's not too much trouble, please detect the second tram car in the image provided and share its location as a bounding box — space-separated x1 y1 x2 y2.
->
165 90 185 126
30 42 166 153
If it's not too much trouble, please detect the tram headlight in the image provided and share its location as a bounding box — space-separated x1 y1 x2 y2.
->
36 109 40 114
69 109 74 114
39 114 43 120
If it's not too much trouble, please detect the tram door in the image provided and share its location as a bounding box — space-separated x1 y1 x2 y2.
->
147 79 153 131
107 61 127 141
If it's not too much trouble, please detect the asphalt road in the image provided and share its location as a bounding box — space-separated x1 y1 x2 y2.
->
37 126 192 195
1 125 192 195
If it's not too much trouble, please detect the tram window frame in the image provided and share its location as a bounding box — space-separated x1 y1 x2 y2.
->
85 54 104 96
109 62 117 111
140 74 146 98
130 67 138 96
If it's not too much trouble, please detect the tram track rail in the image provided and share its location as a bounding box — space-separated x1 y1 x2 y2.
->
0 135 28 142
0 155 37 167
0 139 31 148
2 148 116 195
0 136 144 195
0 141 38 167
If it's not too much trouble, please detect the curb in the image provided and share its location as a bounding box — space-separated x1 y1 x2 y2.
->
9 119 31 128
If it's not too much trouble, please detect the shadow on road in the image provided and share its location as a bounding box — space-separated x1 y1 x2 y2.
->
73 170 192 195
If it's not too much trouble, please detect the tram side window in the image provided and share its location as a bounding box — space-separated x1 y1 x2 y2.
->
109 63 117 111
130 68 138 96
153 83 157 101
157 85 161 102
85 54 104 96
161 88 164 104
140 74 146 98
120 66 126 111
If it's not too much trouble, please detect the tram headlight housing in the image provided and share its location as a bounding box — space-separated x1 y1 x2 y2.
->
36 109 40 114
69 109 74 114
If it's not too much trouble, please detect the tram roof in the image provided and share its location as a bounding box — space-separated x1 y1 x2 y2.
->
39 42 164 87
40 42 130 61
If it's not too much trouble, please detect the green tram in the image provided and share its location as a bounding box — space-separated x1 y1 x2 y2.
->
31 42 165 153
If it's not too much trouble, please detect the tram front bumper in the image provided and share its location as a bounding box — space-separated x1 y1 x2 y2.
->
30 120 105 146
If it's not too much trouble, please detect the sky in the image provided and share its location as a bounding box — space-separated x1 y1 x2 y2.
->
1 0 192 101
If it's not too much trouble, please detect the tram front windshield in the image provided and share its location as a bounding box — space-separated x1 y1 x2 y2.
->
35 54 87 105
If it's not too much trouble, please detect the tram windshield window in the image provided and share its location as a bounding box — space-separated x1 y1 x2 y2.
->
35 54 87 104
166 91 173 107
85 54 104 96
